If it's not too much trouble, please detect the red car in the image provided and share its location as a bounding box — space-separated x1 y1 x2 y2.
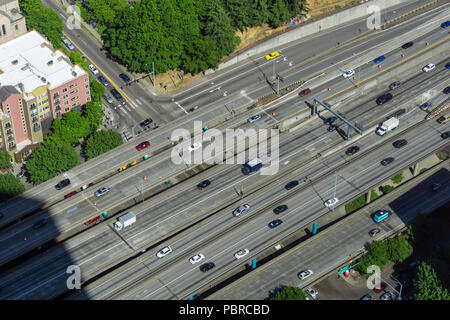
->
84 216 101 226
299 88 311 97
374 282 387 293
64 190 78 199
136 141 150 151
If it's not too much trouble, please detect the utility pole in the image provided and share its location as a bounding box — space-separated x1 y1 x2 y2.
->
332 171 338 211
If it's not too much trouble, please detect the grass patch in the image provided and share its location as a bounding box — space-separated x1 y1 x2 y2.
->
419 168 428 174
382 185 395 194
436 150 448 161
391 173 403 184
370 189 379 201
345 194 366 214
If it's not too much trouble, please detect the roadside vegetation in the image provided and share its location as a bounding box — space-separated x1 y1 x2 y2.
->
0 173 25 202
272 286 307 300
345 189 378 214
0 151 12 170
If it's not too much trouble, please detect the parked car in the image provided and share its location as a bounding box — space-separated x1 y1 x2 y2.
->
346 145 360 156
200 262 215 272
189 254 205 264
380 291 394 300
374 282 387 293
248 114 261 123
140 118 153 127
422 63 435 72
389 81 401 90
441 131 450 139
298 269 313 280
89 64 99 75
380 157 394 166
265 51 280 61
273 205 288 214
197 179 211 189
392 139 408 148
369 228 381 237
55 178 71 190
156 246 172 258
32 218 48 230
420 101 432 111
103 93 113 104
234 249 249 259
119 73 131 82
401 41 414 49
285 180 299 190
98 75 110 86
374 55 385 63
62 38 75 50
136 141 150 151
376 93 393 105
110 88 123 101
361 294 374 300
324 197 339 207
342 69 355 78
305 288 318 299
299 88 312 97
268 219 283 228
233 204 250 217
95 186 110 197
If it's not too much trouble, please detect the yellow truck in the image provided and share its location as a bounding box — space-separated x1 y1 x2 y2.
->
118 160 136 172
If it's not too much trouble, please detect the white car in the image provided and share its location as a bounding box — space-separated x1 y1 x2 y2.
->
189 253 205 264
324 197 339 207
306 287 317 299
247 114 261 123
342 69 355 78
233 204 250 217
234 249 249 259
187 142 201 152
422 63 435 72
94 186 110 197
298 269 314 280
380 291 394 300
156 246 172 258
89 64 99 75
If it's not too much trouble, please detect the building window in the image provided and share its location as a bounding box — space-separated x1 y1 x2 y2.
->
85 84 89 89
15 25 18 31
65 107 70 112
85 78 89 82
71 96 79 102
62 88 68 93
70 89 78 95
69 83 78 88
63 94 68 99
2 25 6 35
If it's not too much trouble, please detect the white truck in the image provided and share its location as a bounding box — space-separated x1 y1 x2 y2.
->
376 117 399 136
114 212 136 231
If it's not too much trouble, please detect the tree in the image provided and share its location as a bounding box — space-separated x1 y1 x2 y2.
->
89 0 128 25
0 151 12 169
45 111 91 146
224 0 253 31
250 0 271 26
85 130 123 159
268 0 291 28
356 240 390 275
69 51 89 72
0 173 25 202
387 235 413 263
272 286 306 300
391 173 403 184
181 38 220 74
89 78 105 104
413 262 450 300
26 143 79 184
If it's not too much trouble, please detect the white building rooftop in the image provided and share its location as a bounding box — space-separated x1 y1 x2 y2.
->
0 30 86 95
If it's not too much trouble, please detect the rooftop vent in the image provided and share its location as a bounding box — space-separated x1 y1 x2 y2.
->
41 77 46 83
47 60 53 66
11 60 18 65
72 71 77 77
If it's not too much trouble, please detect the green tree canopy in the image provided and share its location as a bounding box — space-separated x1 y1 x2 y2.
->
85 130 123 159
272 286 307 300
413 262 450 300
0 151 12 169
356 240 390 275
386 235 413 263
0 173 25 202
69 51 89 72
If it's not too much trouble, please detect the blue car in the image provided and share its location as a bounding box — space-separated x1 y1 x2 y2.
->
374 55 385 63
446 62 450 69
441 21 450 28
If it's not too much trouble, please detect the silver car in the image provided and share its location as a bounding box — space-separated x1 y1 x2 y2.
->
95 186 110 197
103 93 113 104
247 115 261 123
233 204 250 217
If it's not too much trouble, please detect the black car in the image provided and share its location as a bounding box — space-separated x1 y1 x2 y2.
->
376 93 393 105
444 86 450 94
200 262 215 272
32 218 48 230
389 81 401 90
98 75 110 86
381 157 394 166
119 73 131 82
285 180 299 190
268 219 283 228
140 118 153 127
441 131 450 139
110 88 123 101
420 102 432 111
273 205 288 214
401 41 413 49
328 124 337 132
197 179 211 189
392 139 408 148
55 178 71 190
346 146 360 156
324 117 337 125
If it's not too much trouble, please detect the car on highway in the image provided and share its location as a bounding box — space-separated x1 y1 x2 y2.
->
273 205 288 214
380 157 394 166
437 115 450 124
234 249 249 259
187 142 202 152
265 51 280 60
84 215 101 226
324 117 337 125
298 269 313 280
156 246 172 258
361 294 374 300
95 186 110 197
392 139 408 148
376 93 393 105
444 86 450 94
401 41 413 49
189 254 205 264
140 118 153 127
373 281 387 293
441 20 450 28
32 218 48 230
62 38 75 50
55 178 71 190
64 190 78 199
268 219 283 228
328 124 338 132
98 75 110 87
369 227 381 237
119 73 131 82
342 69 355 78
285 180 299 190
247 114 261 123
380 291 394 300
373 210 391 223
419 101 432 111
305 288 317 299
299 88 312 97
374 55 385 63
324 197 339 207
389 81 401 90
441 131 450 139
346 145 360 156
422 63 435 72
446 62 450 69
136 141 150 151
200 262 215 272
89 64 99 75
197 179 211 189
110 88 123 101
103 93 113 104
233 204 250 217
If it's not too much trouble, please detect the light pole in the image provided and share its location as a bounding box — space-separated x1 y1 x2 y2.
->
332 171 338 211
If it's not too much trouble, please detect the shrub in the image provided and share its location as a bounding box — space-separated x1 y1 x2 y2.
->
0 151 12 169
391 173 403 184
272 286 307 300
0 173 25 202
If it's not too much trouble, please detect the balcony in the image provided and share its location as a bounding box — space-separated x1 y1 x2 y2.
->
6 130 12 135
7 136 14 142
34 125 41 132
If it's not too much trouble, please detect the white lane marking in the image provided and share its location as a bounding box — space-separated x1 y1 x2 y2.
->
174 101 189 114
